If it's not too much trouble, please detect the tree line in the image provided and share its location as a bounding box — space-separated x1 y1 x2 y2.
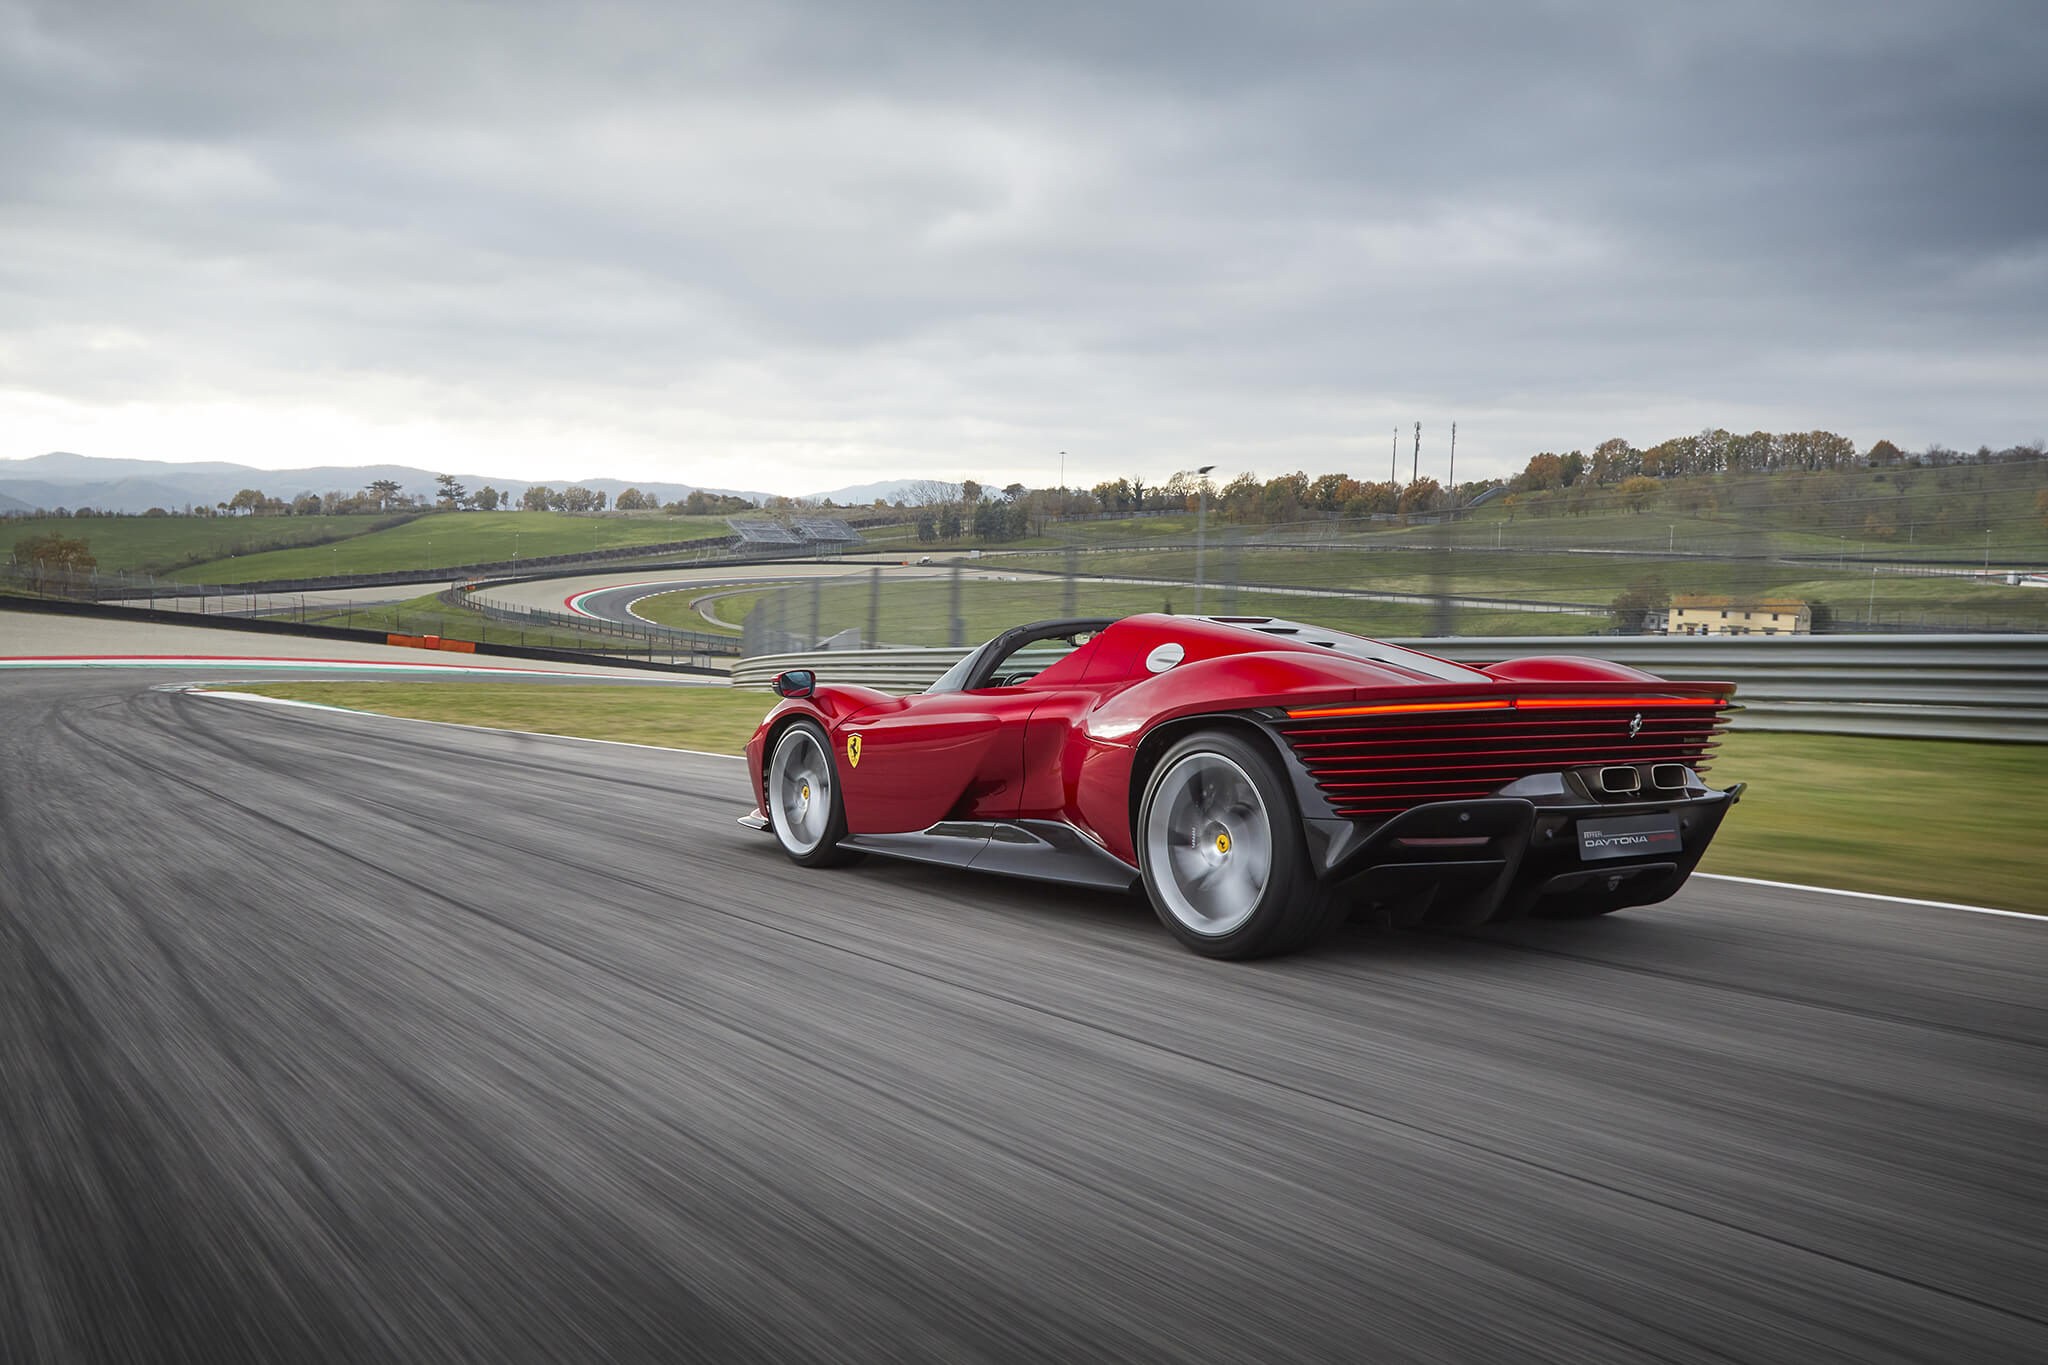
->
1508 431 2044 492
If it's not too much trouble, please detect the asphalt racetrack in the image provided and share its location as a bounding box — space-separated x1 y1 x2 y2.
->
3 669 2044 1363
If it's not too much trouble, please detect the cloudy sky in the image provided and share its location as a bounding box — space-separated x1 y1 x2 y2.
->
2 0 2041 494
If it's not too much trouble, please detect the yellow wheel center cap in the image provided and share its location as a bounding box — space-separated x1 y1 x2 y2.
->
1216 831 1231 854
800 782 811 800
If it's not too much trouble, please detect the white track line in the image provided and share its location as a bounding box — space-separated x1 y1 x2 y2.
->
1694 873 2040 920
186 687 748 761
0 654 618 676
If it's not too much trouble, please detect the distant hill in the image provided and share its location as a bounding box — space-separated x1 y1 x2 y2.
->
0 453 774 514
801 478 933 506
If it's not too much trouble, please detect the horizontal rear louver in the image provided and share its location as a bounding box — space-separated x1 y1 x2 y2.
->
1277 703 1731 820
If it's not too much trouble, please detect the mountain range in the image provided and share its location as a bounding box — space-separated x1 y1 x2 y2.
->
0 453 781 515
0 454 945 515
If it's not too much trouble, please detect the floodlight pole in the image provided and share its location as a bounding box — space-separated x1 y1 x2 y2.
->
1194 464 1216 613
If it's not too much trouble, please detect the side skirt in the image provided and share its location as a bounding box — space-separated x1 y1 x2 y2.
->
842 819 1141 894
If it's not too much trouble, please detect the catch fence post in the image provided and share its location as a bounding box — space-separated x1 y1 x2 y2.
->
868 567 881 648
950 565 964 646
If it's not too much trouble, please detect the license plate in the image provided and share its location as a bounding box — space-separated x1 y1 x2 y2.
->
1577 813 1682 862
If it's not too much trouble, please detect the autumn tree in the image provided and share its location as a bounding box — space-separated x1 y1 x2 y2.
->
1217 473 1261 522
13 531 95 588
1591 438 1638 483
1608 575 1670 633
1398 478 1443 515
1618 475 1662 513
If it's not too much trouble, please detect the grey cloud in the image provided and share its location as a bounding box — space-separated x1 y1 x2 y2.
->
0 0 2041 488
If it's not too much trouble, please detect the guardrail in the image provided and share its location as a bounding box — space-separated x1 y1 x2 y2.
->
1 590 725 676
731 634 2048 743
1 538 738 601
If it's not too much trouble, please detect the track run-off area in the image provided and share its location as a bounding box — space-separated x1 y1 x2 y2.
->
2 615 2044 1362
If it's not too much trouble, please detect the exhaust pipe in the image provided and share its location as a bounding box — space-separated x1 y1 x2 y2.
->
1651 763 1691 791
1597 765 1641 795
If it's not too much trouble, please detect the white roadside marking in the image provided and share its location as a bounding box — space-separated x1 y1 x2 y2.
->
1694 873 2040 920
185 687 749 761
0 654 614 676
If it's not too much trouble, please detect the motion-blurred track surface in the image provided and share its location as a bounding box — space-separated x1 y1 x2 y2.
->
3 672 2043 1363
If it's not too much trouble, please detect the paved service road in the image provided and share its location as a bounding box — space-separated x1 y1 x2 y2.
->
3 671 2044 1363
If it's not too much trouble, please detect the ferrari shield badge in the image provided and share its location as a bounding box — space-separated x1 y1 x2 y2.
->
846 733 863 768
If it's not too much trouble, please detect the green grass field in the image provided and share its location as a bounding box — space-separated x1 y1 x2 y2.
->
225 681 2045 915
232 681 774 752
1699 731 2046 914
629 583 799 634
8 513 420 576
173 511 735 583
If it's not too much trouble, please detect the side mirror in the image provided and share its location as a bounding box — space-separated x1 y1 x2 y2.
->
771 669 816 698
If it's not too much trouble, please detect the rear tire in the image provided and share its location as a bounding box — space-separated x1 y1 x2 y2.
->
766 720 861 868
1137 730 1337 959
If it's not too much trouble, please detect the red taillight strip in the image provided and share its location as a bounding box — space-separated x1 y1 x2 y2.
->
1513 696 1728 710
1283 699 1513 720
1284 695 1728 719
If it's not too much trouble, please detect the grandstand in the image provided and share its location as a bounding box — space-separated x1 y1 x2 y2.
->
791 517 862 546
725 516 864 556
727 518 803 547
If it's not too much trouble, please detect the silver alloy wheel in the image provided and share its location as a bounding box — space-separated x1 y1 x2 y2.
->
1143 750 1273 936
768 727 833 857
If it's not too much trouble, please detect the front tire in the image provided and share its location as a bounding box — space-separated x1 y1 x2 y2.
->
1137 730 1335 959
766 720 860 868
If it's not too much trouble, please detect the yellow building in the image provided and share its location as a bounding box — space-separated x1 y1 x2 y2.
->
1666 596 1812 636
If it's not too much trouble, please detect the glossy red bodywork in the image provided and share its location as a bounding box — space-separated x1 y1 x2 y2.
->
742 615 1734 868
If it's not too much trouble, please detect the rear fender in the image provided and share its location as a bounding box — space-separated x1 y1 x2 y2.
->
1118 713 1305 865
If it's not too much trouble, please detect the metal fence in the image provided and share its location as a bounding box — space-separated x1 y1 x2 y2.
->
734 541 2048 648
455 588 741 662
731 634 2048 744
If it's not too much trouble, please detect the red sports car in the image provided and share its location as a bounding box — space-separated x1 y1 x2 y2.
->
739 614 1743 958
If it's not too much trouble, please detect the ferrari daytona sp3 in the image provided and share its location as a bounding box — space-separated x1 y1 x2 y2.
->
740 615 1743 958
